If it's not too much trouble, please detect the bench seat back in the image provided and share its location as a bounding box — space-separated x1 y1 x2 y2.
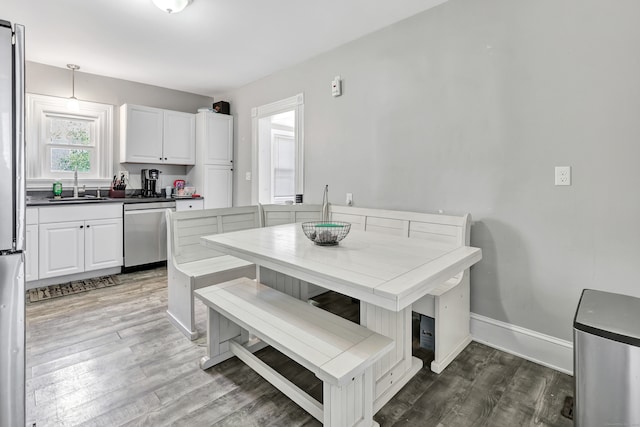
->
168 206 261 265
259 204 323 227
330 205 470 284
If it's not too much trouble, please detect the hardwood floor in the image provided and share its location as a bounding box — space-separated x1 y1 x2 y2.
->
26 267 574 426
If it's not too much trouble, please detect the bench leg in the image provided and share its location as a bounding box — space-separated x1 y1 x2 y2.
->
200 307 241 370
323 367 379 427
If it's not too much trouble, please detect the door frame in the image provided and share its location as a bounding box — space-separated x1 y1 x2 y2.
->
250 93 304 205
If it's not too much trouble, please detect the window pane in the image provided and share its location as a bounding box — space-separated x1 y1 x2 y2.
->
50 148 91 172
48 117 92 146
272 134 295 198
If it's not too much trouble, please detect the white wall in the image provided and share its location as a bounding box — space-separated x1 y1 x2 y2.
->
26 61 214 190
219 0 640 343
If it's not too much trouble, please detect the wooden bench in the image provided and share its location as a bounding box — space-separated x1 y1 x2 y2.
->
330 205 473 373
166 206 260 339
195 277 394 427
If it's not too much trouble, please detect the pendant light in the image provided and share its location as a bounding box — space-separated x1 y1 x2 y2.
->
152 0 191 14
66 64 80 111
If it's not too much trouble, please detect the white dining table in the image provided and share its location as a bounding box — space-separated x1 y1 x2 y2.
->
201 222 482 412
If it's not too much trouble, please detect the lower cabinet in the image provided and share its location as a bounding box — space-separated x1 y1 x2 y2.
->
203 165 232 209
25 207 39 282
37 204 123 280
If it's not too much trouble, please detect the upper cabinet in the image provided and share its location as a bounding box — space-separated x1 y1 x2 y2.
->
197 111 233 165
120 104 195 165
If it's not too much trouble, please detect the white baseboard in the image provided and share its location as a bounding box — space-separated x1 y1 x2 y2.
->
470 313 573 375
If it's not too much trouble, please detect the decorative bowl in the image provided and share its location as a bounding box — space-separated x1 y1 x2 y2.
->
301 221 351 246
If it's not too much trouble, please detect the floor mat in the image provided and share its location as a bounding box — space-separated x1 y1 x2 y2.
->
27 275 120 303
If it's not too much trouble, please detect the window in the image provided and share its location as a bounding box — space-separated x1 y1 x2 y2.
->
252 94 304 204
27 94 113 187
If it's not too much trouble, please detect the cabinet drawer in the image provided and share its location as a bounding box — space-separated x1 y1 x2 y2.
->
175 199 204 211
39 203 123 223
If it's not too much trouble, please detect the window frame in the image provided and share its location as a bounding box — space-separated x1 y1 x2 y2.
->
26 94 114 189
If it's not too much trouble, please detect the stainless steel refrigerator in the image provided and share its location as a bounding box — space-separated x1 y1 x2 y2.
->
0 19 26 427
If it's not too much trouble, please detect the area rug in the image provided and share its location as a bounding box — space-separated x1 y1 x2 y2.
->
27 275 121 303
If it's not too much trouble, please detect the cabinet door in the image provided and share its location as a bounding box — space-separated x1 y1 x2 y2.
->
203 113 233 165
203 165 232 209
39 221 84 279
121 104 164 163
25 224 38 282
163 110 196 165
85 218 123 271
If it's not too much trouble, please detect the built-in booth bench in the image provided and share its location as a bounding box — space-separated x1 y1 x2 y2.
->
165 204 322 340
166 204 473 374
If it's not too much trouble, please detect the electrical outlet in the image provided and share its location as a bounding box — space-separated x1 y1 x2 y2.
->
555 166 571 186
245 172 252 181
346 193 353 206
118 170 130 181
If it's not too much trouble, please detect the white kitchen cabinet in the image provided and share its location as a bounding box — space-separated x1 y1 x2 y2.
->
198 112 233 165
84 218 124 271
39 221 85 278
175 198 204 211
120 104 195 165
187 112 233 209
203 165 232 209
38 204 123 280
163 110 196 164
25 208 39 282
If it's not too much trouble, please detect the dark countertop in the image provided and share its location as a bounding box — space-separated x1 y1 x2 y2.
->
27 195 202 207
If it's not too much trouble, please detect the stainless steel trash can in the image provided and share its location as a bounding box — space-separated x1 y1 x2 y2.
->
574 289 640 427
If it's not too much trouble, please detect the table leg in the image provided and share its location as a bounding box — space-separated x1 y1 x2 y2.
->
360 302 423 413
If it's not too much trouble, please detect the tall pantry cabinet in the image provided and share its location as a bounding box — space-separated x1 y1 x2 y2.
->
187 112 233 209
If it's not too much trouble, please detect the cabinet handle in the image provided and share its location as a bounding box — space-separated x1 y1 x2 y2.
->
164 157 167 160
189 205 192 208
86 225 90 228
80 225 83 229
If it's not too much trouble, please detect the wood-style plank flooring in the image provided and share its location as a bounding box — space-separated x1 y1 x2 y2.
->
26 267 574 426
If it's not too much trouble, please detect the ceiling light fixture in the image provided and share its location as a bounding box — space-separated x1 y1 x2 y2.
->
66 64 80 111
152 0 191 14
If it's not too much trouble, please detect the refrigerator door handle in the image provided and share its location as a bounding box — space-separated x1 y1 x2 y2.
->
13 23 25 252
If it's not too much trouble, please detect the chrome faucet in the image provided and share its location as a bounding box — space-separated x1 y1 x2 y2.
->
73 168 79 198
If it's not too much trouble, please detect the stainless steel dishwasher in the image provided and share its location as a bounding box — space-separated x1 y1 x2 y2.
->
124 201 175 268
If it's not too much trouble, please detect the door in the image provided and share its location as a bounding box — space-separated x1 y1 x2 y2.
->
163 110 195 165
39 221 84 278
121 104 163 163
85 218 123 271
204 113 233 165
204 165 232 209
252 94 304 204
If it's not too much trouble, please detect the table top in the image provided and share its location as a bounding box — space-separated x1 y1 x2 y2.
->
201 223 482 311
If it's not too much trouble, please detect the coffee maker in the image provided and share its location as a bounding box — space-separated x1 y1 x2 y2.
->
141 169 160 197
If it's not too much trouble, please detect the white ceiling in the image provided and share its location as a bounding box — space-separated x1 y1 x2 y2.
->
4 0 446 96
